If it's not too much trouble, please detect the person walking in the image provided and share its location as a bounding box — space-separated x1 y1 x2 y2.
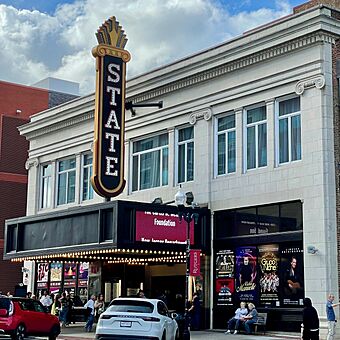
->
302 297 319 340
188 292 201 331
225 302 248 334
59 293 69 328
94 294 105 322
326 293 340 340
84 295 96 332
40 290 52 312
51 294 61 316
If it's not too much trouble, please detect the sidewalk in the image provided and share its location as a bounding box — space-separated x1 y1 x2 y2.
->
58 323 302 340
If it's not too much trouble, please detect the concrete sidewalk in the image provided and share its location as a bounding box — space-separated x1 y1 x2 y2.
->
58 323 302 340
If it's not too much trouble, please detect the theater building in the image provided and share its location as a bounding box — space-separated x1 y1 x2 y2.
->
4 1 340 332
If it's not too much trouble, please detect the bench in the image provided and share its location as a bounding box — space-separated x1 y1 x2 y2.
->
254 312 268 335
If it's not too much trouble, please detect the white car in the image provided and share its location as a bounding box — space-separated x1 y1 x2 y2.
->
95 297 179 340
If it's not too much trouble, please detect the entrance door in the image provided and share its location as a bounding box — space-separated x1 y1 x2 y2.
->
151 275 185 310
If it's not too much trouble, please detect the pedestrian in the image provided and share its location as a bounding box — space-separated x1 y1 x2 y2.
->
59 293 69 327
40 290 52 312
65 294 73 325
51 294 61 316
84 295 96 332
240 302 258 335
137 289 146 298
94 294 105 322
224 301 248 334
326 293 339 340
188 292 201 331
302 297 319 340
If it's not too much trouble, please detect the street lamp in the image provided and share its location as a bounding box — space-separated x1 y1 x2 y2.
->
175 187 200 340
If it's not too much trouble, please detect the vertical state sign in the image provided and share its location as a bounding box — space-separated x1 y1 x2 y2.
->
92 17 131 197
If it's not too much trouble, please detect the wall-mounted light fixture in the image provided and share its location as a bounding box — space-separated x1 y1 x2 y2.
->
307 245 319 254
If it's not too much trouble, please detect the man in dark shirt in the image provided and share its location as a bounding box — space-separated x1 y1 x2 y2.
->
239 257 254 284
303 298 319 340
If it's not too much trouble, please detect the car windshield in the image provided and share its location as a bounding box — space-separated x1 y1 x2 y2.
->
0 298 10 311
108 300 154 313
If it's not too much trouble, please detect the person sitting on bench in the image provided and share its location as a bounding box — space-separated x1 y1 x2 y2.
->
225 302 248 334
240 302 258 334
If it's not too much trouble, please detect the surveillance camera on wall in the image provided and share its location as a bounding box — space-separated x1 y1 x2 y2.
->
307 245 318 254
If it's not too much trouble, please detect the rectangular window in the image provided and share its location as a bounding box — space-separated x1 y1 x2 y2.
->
217 113 236 175
177 126 194 183
278 97 301 164
82 154 94 201
132 134 168 191
57 158 76 205
246 106 267 170
41 164 52 209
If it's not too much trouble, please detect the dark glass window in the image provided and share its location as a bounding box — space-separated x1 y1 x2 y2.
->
6 225 17 252
235 208 257 236
280 202 302 231
257 205 280 234
102 209 113 241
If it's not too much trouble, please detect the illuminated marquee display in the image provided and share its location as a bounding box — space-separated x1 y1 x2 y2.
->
92 17 131 197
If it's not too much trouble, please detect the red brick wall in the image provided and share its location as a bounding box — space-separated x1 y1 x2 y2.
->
0 81 49 119
294 0 340 13
0 116 29 174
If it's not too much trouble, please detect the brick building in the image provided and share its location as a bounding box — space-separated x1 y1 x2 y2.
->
0 79 78 294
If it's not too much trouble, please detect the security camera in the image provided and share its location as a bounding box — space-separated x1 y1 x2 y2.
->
307 245 318 254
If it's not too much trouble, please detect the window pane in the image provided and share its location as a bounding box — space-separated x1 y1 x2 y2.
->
84 154 92 165
187 141 194 181
217 134 226 175
227 131 236 173
280 201 302 231
279 97 300 116
59 158 76 171
42 177 51 209
179 127 193 142
279 119 289 163
132 156 139 191
43 164 51 176
218 114 235 131
247 106 266 124
178 144 185 183
291 115 301 161
67 171 76 203
247 126 256 169
57 173 67 205
235 207 257 236
257 205 279 233
162 147 168 186
133 134 168 152
140 151 160 190
83 167 89 200
258 123 267 167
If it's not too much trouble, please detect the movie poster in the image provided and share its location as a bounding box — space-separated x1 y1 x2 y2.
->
235 246 257 302
259 244 280 305
50 263 62 282
37 262 49 289
216 250 234 278
216 278 234 306
281 246 304 306
64 263 77 280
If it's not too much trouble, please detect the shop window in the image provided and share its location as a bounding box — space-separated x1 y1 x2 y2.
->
245 105 267 170
177 126 194 183
280 201 302 231
132 134 168 191
57 158 76 205
216 113 236 176
257 205 279 234
82 154 94 201
215 210 235 238
40 163 52 209
235 207 257 236
6 225 17 252
277 97 301 164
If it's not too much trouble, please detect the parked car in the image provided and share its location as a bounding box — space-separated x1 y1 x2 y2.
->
0 295 60 340
96 297 179 340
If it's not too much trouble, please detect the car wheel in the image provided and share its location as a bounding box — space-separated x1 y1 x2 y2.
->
11 324 26 340
48 325 60 340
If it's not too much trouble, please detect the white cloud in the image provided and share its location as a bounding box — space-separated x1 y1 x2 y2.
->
0 0 294 95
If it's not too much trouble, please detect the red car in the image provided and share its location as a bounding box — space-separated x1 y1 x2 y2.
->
0 296 60 340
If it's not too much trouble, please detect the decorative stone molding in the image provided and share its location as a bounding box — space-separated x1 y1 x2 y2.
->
129 32 335 104
234 107 243 114
189 108 212 125
295 75 326 95
25 158 39 170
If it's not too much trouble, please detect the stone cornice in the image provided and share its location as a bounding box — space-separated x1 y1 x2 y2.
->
295 75 326 94
129 32 335 104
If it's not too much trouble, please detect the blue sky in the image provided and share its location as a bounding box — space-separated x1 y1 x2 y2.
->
0 0 307 94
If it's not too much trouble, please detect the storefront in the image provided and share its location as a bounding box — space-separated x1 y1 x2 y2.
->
213 200 303 331
4 200 211 326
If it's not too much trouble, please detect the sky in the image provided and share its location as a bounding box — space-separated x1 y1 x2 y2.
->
0 0 304 95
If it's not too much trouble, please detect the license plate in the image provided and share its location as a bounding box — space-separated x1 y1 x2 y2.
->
120 321 132 327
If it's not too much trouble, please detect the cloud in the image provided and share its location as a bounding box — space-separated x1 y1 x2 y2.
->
0 0 294 95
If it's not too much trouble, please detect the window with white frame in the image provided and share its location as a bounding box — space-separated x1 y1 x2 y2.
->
40 164 52 209
277 97 301 164
57 158 76 205
216 113 236 175
245 105 267 170
132 134 168 191
177 126 194 183
82 154 94 201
